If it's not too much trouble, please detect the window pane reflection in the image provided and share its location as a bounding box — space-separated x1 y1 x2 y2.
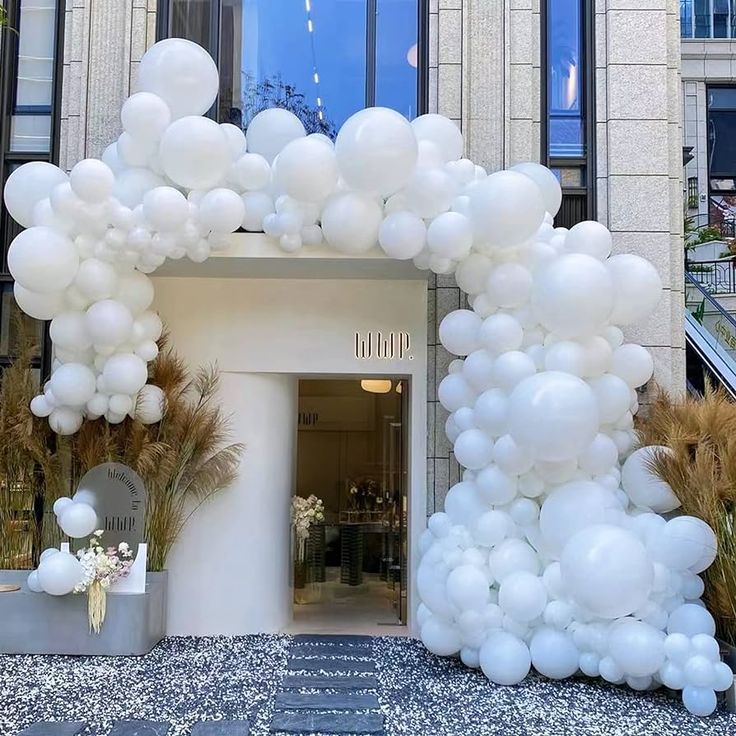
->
170 0 212 51
220 0 367 136
375 0 418 118
547 0 584 158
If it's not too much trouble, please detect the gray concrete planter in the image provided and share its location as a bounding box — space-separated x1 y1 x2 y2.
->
0 570 167 656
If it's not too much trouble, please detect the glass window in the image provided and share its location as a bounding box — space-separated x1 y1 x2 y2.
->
170 0 213 55
547 0 584 158
375 0 418 119
708 87 736 181
681 0 736 38
10 0 58 153
170 0 420 136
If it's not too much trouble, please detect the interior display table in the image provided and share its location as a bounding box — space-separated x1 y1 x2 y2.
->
339 522 384 586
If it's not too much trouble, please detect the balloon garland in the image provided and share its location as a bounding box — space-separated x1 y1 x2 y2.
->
2 39 729 714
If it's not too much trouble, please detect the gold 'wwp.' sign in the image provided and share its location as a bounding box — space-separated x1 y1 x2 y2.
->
354 331 413 360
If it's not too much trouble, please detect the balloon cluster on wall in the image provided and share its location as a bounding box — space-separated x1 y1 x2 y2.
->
2 38 728 713
26 495 97 596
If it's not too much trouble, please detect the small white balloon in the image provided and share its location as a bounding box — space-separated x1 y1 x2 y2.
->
246 108 306 164
378 211 427 260
37 550 83 595
58 502 98 538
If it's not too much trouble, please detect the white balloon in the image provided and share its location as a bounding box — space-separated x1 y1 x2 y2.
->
74 258 119 301
651 516 717 572
58 502 98 538
273 137 338 202
69 159 114 203
113 168 165 208
508 371 599 462
474 510 511 547
335 107 418 195
86 300 134 347
578 433 619 475
137 38 219 119
48 407 84 435
510 162 562 217
439 310 481 356
539 481 619 557
608 254 662 326
229 153 271 192
447 564 491 612
421 616 461 656
50 311 91 351
159 116 231 189
529 627 579 679
320 193 383 254
682 685 717 717
454 429 494 470
220 122 247 158
455 254 493 295
37 550 83 595
487 263 533 309
378 211 427 260
476 465 517 505
7 227 79 293
3 162 69 228
27 569 44 593
198 188 245 234
115 271 155 315
564 220 612 260
30 395 53 418
13 283 66 320
468 171 545 248
426 212 473 260
103 353 148 395
499 571 547 622
403 167 457 219
445 481 486 527
621 446 680 513
492 351 536 392
479 314 523 354
587 373 631 425
121 91 171 140
50 363 97 407
561 524 653 619
136 384 165 424
490 539 540 581
479 631 531 685
531 254 614 338
246 108 306 164
609 619 665 677
142 186 189 231
667 604 716 637
411 114 463 163
611 343 654 388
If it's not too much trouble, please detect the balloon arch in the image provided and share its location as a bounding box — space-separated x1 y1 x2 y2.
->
3 39 728 715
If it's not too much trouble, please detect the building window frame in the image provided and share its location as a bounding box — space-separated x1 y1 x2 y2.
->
156 0 429 126
0 0 64 373
540 0 596 226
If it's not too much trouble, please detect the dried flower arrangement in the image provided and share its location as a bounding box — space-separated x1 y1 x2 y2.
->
637 384 736 647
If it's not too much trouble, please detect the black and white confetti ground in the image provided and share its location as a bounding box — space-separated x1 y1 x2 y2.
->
1 635 735 736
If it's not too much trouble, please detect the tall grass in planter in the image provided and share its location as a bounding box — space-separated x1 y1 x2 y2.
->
71 335 244 571
638 385 736 647
0 328 65 568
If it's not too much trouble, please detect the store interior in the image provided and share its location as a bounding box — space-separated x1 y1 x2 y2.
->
290 377 408 635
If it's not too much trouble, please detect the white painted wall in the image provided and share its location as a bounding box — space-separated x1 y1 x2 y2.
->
166 372 297 635
154 277 428 635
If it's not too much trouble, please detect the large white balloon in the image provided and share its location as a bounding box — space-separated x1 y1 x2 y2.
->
608 619 665 677
3 161 68 228
561 524 653 619
273 136 338 203
121 91 171 140
137 38 219 119
531 254 614 338
439 310 481 356
468 171 545 247
321 193 382 254
246 108 306 164
508 372 599 462
621 446 680 513
13 283 66 320
198 188 246 234
70 159 115 203
378 211 427 260
103 353 149 395
7 227 79 293
58 502 98 539
511 162 562 217
607 254 663 326
529 627 579 679
335 107 418 195
411 114 463 163
37 551 83 595
479 631 531 685
159 116 231 189
85 300 134 347
49 363 97 407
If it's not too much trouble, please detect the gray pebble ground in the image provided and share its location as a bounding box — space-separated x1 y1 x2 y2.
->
1 635 735 736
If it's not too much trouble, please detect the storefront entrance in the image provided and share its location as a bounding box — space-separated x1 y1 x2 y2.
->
291 377 409 635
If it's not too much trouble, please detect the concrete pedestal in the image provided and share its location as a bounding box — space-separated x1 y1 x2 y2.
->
0 570 167 656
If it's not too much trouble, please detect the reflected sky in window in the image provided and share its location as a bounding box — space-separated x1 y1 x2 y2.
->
219 0 418 137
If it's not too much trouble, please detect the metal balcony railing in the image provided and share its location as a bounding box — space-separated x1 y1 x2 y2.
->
686 259 736 294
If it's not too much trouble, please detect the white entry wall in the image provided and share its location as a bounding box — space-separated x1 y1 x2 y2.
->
153 277 428 635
